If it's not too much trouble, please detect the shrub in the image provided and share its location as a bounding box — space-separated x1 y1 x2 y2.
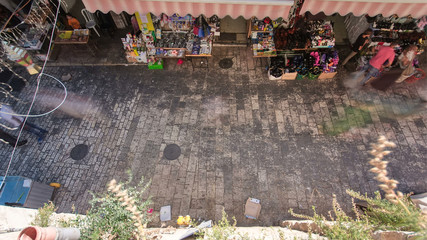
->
75 172 154 240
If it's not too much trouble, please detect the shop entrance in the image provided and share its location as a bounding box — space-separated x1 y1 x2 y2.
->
218 16 248 44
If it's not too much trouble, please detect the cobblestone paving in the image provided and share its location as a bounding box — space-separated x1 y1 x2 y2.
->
1 47 427 226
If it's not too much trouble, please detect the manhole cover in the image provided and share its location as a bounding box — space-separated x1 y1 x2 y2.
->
164 144 181 160
219 58 233 69
70 144 89 161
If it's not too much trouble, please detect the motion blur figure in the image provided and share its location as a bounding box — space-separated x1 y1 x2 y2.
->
0 105 48 142
33 88 99 119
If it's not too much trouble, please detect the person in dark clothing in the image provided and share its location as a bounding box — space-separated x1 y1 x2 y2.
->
0 129 27 147
342 29 373 66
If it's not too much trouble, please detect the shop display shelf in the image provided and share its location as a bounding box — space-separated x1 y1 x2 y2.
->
155 47 187 50
251 30 273 33
372 28 415 33
155 55 186 58
186 54 212 57
253 54 277 58
312 46 334 49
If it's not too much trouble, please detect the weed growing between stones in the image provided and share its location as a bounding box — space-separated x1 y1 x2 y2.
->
31 201 56 227
289 136 427 239
197 209 238 240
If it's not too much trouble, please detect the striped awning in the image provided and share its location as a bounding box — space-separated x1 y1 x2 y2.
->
81 0 293 19
301 0 427 18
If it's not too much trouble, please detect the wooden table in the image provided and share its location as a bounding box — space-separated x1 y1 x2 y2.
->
54 33 97 56
186 54 212 69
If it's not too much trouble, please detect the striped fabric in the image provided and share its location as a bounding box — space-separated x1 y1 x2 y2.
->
301 0 427 18
81 0 292 19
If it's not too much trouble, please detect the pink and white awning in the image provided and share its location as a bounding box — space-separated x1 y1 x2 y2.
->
81 0 293 19
301 0 427 18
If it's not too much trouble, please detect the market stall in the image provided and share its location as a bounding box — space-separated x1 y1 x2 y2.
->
121 12 219 69
268 17 339 80
0 0 57 63
54 29 97 56
357 15 426 71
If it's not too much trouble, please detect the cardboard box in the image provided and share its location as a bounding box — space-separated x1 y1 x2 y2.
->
318 71 337 80
126 55 137 63
245 198 261 219
282 72 297 80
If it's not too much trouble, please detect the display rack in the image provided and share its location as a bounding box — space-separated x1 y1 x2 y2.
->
269 18 339 81
249 17 277 58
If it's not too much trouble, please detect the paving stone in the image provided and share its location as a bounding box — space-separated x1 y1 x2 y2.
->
1 47 427 226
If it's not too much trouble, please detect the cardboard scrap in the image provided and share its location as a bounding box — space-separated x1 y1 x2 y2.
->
244 198 261 219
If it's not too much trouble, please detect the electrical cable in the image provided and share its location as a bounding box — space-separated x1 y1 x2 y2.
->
0 0 62 191
0 73 68 118
0 0 33 33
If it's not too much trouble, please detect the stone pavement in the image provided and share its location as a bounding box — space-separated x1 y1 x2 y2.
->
1 46 427 227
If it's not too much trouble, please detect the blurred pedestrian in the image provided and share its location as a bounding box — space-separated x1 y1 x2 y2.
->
360 42 398 86
66 14 81 29
395 44 418 83
0 129 27 147
0 105 48 142
342 29 373 66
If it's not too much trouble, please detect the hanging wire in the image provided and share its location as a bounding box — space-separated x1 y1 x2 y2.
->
0 0 33 33
0 73 68 118
0 0 63 191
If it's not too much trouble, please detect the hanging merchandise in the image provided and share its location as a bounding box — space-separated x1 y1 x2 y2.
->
152 13 215 63
268 13 339 81
320 51 339 73
356 15 426 72
123 12 217 68
274 27 309 50
0 0 59 64
2 41 41 75
249 17 277 57
370 15 426 51
307 21 335 48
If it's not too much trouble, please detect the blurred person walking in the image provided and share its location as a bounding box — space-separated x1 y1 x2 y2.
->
395 44 418 83
342 29 373 66
0 105 48 142
359 42 397 86
0 129 27 147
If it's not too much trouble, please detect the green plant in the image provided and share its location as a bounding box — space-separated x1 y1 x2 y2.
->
74 171 154 240
31 201 56 227
290 136 427 239
197 209 237 240
290 198 372 240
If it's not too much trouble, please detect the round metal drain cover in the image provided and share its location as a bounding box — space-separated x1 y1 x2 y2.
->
164 144 181 160
70 144 89 161
219 58 233 69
